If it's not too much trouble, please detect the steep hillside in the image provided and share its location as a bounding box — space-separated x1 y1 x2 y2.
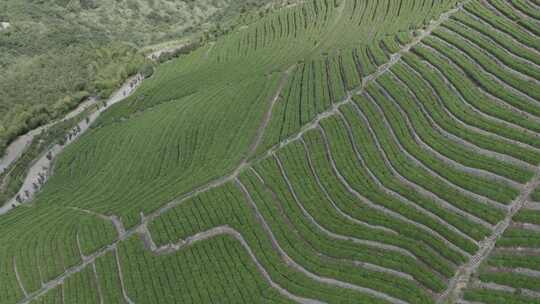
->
0 0 269 156
0 0 539 303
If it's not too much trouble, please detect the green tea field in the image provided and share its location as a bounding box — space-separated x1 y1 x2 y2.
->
0 0 539 303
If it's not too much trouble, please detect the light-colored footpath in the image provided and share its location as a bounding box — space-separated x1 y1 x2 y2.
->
0 74 144 215
438 169 540 303
0 95 106 176
17 1 477 303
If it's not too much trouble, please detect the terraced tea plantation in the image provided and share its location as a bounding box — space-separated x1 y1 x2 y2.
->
0 0 539 303
463 186 540 303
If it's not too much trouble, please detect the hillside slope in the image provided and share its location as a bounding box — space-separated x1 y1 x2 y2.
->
1 0 539 303
0 0 268 156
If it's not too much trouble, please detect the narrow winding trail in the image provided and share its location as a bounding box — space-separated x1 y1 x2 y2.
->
0 74 144 215
438 169 540 303
269 154 420 280
300 137 403 236
16 2 495 302
396 63 532 160
0 38 201 215
236 65 296 172
255 0 472 165
235 178 408 304
374 81 523 189
146 224 325 304
343 101 489 239
0 96 99 175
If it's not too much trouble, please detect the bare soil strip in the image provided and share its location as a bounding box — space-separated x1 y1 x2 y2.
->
524 202 540 210
440 26 540 84
114 249 135 304
451 16 540 69
461 9 540 56
91 263 104 304
236 65 296 173
271 154 417 281
250 2 471 166
344 105 481 246
473 280 540 298
416 53 540 149
0 74 144 215
17 2 480 302
482 0 538 38
398 57 539 171
343 102 488 238
426 36 540 107
375 80 523 189
513 221 540 232
299 138 403 236
484 265 540 278
153 224 324 304
438 170 540 303
318 123 470 262
13 257 28 297
236 179 406 304
388 66 534 176
364 90 507 213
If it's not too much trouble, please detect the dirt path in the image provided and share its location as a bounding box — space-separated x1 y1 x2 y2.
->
16 2 474 302
114 248 134 304
375 81 523 189
437 169 540 303
91 263 104 304
318 123 471 260
0 96 99 176
139 66 297 222
401 57 540 158
0 39 198 175
236 179 407 304
344 100 490 237
13 257 28 297
68 206 127 238
272 154 419 280
0 74 143 215
236 65 296 173
4 0 468 220
391 67 534 173
150 224 325 304
253 1 472 166
300 137 403 236
21 220 323 304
